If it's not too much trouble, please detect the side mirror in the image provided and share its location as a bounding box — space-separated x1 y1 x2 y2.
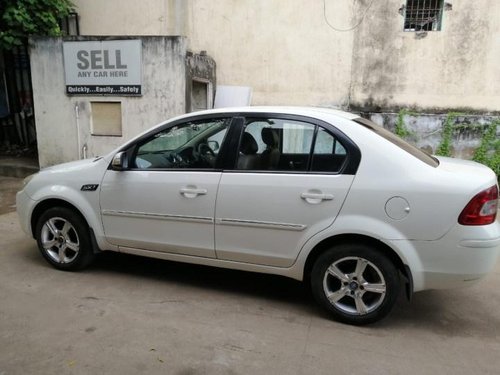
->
111 151 128 171
207 140 219 152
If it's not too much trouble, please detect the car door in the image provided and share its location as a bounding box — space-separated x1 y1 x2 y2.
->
100 116 232 258
215 115 357 267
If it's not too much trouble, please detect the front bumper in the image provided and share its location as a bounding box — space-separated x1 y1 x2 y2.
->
16 189 36 236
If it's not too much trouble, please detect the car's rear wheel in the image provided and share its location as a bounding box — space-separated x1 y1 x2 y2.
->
310 244 400 325
35 207 95 271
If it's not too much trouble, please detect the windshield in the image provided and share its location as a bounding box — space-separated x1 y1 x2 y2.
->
354 117 439 168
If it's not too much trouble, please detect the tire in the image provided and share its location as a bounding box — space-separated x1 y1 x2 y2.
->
35 206 95 271
310 243 400 325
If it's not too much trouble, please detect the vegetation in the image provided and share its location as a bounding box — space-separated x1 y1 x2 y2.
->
472 120 500 178
435 112 461 157
395 109 415 139
395 109 499 180
0 0 74 50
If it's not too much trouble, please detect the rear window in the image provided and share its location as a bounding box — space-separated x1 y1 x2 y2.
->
354 117 439 168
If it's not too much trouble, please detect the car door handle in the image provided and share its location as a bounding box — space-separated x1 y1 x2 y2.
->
300 192 334 204
180 187 208 198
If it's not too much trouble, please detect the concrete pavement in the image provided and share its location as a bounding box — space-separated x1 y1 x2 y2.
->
0 176 23 215
0 209 500 374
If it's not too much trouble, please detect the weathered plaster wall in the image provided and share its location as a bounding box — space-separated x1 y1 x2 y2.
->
30 36 187 167
350 0 500 112
73 0 355 108
72 0 188 36
71 0 500 112
185 0 354 107
43 1 499 164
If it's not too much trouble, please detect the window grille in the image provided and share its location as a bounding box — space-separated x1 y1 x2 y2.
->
404 0 444 31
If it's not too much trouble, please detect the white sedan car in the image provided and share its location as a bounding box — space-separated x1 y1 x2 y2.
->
17 107 500 324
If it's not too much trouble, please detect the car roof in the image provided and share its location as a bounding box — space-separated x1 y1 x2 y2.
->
110 106 361 157
170 106 360 122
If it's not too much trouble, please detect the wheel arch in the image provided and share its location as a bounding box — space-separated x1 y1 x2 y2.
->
303 233 412 295
30 198 104 254
31 198 87 238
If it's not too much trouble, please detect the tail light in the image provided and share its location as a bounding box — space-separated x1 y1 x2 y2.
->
458 185 498 225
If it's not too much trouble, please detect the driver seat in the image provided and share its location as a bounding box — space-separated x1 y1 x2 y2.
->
237 132 260 170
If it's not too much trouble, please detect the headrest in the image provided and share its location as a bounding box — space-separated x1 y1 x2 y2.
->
240 132 258 155
261 127 278 147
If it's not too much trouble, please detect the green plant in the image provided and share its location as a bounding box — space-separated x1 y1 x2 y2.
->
395 109 416 139
0 0 74 50
436 112 461 157
473 120 500 178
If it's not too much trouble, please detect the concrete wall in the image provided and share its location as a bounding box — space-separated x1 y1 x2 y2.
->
71 0 500 112
30 36 188 167
73 0 355 108
350 0 500 112
185 0 354 107
71 0 187 36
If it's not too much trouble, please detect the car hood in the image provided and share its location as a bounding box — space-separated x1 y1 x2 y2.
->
23 156 111 201
41 157 107 174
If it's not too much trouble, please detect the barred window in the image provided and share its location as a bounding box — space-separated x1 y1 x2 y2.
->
403 0 444 31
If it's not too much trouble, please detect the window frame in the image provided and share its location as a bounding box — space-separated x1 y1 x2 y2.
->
237 117 317 172
115 115 235 172
110 113 362 175
226 113 361 175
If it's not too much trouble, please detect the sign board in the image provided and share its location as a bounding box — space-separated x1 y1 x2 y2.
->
63 40 142 96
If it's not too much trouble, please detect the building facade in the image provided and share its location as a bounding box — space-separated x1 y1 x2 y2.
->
29 0 499 166
72 0 500 111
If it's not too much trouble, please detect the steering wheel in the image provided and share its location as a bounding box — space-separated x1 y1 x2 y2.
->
197 143 216 166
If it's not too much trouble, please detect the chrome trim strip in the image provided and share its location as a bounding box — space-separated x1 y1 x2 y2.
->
102 210 213 224
216 218 306 231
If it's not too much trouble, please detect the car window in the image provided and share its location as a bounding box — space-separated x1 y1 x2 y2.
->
133 118 230 169
282 122 315 154
310 128 348 172
354 117 439 167
207 128 227 155
236 118 315 171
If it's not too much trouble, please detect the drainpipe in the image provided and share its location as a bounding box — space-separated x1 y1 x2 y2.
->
75 103 81 159
82 143 88 159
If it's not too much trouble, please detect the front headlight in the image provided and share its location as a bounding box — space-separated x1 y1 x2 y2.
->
22 173 36 188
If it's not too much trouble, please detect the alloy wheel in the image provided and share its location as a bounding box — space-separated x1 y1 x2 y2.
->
40 217 80 264
322 256 387 315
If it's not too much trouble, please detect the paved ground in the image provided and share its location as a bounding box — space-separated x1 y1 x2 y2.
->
0 176 23 215
1 179 500 374
0 157 39 178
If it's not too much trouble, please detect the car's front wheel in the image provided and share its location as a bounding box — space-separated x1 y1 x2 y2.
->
310 244 400 325
35 207 95 271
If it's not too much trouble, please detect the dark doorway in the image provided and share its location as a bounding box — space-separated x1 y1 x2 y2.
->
0 45 37 158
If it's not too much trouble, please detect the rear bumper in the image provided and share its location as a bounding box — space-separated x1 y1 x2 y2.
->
394 221 500 291
418 242 499 290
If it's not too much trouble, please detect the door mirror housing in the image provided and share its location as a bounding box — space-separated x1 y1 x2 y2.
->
207 140 219 152
111 151 128 171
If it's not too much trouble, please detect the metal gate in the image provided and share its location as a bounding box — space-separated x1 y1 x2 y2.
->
0 45 36 153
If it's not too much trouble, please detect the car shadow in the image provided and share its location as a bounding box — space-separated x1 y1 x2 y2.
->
371 288 500 339
91 251 315 310
24 247 500 335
